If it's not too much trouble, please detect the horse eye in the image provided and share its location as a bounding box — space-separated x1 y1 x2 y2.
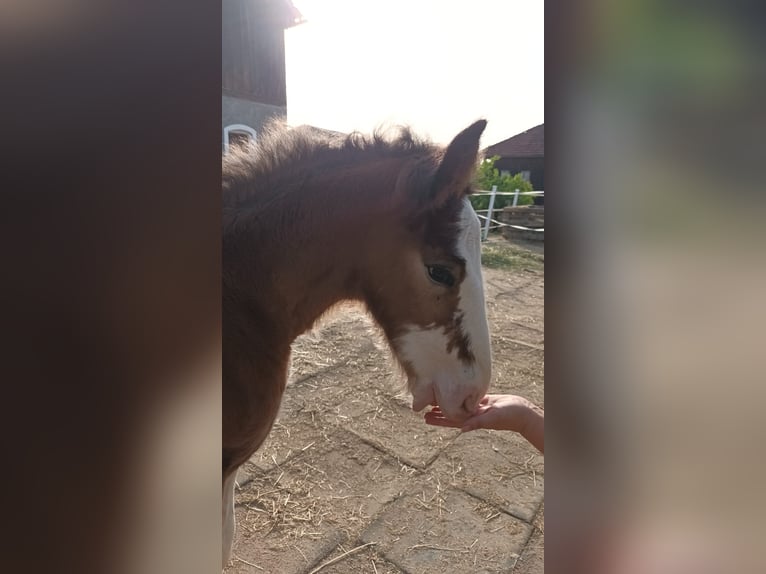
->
427 265 455 287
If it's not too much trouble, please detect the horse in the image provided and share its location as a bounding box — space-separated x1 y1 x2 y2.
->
222 119 492 565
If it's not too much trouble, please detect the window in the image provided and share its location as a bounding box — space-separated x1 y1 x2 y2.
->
501 169 531 182
223 124 257 154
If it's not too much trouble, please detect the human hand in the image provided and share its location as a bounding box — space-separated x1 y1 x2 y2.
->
424 394 544 452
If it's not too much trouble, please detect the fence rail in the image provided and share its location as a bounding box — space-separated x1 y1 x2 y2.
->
474 186 544 240
473 190 544 196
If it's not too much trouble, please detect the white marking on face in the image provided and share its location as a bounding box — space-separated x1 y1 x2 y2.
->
396 198 492 421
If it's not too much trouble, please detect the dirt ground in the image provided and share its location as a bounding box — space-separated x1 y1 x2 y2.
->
226 237 544 574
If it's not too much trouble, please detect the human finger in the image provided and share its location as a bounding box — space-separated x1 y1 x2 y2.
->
424 412 461 428
460 419 480 432
425 417 461 428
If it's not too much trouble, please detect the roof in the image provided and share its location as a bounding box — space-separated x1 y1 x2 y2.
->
280 0 305 28
297 125 347 138
484 124 544 159
260 0 305 29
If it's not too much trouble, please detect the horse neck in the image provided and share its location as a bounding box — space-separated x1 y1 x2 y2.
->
227 159 401 343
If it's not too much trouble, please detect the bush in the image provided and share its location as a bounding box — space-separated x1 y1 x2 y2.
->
470 155 534 211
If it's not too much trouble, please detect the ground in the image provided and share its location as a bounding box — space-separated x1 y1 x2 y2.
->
225 237 544 574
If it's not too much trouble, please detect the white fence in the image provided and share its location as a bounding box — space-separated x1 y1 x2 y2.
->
473 185 545 241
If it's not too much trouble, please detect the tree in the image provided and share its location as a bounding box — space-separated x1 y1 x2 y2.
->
470 155 534 211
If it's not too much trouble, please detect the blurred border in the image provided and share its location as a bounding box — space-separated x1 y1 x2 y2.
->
547 1 766 572
0 3 221 573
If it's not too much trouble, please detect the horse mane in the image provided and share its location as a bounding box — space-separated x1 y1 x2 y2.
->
222 119 439 207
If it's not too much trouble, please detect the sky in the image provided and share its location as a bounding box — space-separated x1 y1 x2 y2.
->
285 0 544 146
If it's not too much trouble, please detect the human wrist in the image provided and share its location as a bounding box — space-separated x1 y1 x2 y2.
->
519 400 544 452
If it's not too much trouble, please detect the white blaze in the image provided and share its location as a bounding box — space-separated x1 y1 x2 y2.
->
396 198 492 420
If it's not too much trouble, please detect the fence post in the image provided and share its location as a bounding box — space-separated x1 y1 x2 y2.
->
512 188 520 207
483 185 497 241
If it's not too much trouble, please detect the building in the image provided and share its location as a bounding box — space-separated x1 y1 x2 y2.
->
222 0 304 152
483 124 544 191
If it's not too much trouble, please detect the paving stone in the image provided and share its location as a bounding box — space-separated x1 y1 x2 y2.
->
361 487 531 574
230 430 415 574
242 368 373 475
310 545 406 574
429 430 544 523
513 528 543 574
227 524 343 574
340 395 461 469
241 419 335 475
485 314 545 347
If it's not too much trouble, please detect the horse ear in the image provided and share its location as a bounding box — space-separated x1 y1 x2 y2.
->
393 120 486 212
429 119 487 206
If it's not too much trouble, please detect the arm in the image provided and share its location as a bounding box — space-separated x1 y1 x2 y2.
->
517 401 544 454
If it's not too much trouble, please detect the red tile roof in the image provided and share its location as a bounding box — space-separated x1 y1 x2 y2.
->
484 124 544 158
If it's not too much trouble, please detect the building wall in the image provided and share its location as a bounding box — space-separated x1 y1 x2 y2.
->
222 95 285 134
222 0 293 148
494 156 544 190
222 0 287 107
